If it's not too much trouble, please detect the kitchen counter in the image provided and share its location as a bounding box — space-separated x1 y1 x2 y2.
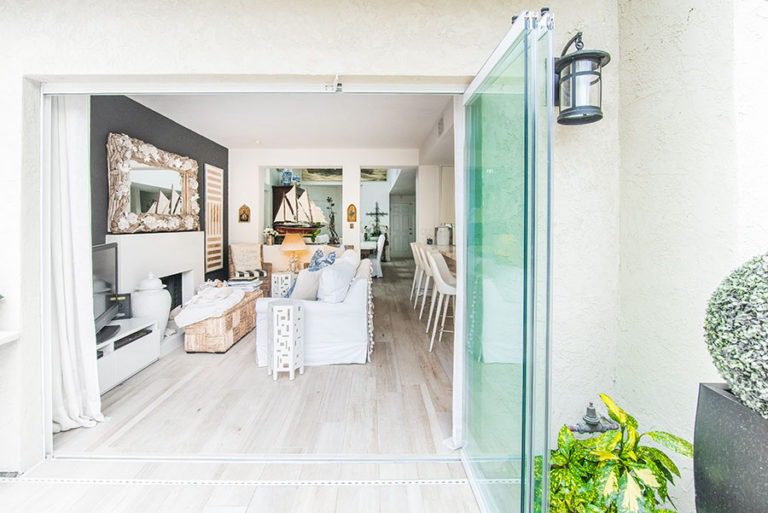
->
434 244 456 262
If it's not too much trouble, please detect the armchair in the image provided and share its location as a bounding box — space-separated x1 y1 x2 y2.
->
228 243 272 296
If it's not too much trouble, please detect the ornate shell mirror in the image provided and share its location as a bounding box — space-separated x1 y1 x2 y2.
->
106 132 200 233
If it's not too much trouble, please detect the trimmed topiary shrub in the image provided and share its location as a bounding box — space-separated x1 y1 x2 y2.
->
704 253 768 419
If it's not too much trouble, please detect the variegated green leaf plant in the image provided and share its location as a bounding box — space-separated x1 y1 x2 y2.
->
540 393 692 513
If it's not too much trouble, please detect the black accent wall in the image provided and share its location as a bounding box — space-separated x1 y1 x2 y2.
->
90 96 229 281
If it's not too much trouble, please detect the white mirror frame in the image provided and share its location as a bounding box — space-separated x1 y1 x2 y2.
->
107 132 200 233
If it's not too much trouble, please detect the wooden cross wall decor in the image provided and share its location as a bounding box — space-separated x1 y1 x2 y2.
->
365 202 389 235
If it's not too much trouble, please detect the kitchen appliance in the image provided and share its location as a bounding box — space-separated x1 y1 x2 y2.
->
435 224 453 246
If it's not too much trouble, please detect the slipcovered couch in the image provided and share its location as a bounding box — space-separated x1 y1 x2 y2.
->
255 254 373 367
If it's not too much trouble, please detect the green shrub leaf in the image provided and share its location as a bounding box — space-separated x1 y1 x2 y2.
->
548 394 692 513
642 459 668 500
638 446 680 479
631 466 660 489
644 431 694 458
622 426 639 459
595 430 623 452
593 450 619 462
600 393 627 425
594 463 620 499
558 425 575 450
618 472 646 513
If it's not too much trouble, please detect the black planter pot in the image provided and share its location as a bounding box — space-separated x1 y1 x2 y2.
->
694 383 768 513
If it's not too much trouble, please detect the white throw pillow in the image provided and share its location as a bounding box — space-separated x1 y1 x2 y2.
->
338 249 361 267
354 259 371 280
290 269 321 300
317 260 356 303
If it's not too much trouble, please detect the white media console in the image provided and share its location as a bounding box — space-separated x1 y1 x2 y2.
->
96 317 160 394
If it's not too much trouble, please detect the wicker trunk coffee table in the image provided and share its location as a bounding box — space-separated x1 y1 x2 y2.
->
184 289 263 353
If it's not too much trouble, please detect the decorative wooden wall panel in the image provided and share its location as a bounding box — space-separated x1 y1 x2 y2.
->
205 164 224 272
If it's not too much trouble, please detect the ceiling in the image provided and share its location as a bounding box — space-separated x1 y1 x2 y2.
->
390 168 417 195
130 94 453 150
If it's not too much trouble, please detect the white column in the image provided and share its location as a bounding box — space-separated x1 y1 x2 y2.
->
439 166 456 225
342 163 361 253
415 165 440 243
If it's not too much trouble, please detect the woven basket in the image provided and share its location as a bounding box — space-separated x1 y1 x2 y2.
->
184 290 262 353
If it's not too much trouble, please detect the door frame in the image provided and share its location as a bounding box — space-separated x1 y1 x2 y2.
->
36 80 468 461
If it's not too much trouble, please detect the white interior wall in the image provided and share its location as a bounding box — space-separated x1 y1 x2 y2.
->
415 165 441 243
4 0 622 473
360 181 390 237
229 148 419 249
415 165 454 242
419 100 455 165
439 166 455 225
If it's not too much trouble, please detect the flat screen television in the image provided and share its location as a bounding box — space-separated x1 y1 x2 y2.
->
93 243 119 339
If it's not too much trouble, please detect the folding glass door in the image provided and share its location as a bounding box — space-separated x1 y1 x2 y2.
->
462 12 553 513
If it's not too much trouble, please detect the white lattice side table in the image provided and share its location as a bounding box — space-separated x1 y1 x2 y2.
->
267 300 305 380
271 272 295 298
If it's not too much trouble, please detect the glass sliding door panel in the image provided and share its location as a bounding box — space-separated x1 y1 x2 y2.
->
463 12 552 513
464 29 528 513
526 19 554 513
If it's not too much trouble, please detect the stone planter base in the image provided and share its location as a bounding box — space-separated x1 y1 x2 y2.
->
694 383 768 513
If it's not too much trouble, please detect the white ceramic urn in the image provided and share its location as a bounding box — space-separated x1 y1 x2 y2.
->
132 273 172 338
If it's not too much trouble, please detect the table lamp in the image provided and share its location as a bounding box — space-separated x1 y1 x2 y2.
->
281 233 307 273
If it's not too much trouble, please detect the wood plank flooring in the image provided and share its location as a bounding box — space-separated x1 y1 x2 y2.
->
54 260 455 457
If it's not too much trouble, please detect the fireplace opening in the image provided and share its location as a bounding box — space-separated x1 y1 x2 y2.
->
161 273 184 310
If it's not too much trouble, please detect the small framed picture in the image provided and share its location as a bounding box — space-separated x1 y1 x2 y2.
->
238 204 251 223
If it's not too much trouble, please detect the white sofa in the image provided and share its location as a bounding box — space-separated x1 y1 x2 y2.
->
255 258 372 367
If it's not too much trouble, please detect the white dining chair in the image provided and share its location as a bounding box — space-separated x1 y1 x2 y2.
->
415 244 434 318
412 243 429 309
425 248 456 334
370 234 386 278
426 250 457 352
409 242 423 303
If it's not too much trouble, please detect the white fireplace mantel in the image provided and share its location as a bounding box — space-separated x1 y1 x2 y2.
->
106 231 204 303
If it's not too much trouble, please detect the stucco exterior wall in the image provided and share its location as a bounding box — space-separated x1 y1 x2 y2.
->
735 0 768 261
0 0 621 473
548 1 622 445
616 2 764 512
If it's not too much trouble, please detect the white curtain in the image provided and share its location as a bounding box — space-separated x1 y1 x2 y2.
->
50 96 104 433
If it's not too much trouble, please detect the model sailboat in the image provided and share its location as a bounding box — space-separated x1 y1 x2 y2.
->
273 184 327 234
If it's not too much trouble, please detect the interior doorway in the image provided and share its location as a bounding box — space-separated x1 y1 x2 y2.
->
45 91 461 462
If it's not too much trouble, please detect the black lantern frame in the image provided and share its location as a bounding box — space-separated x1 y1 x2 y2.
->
554 32 610 125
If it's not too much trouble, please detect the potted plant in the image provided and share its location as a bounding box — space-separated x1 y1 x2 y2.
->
698 253 768 513
541 393 692 513
263 227 278 245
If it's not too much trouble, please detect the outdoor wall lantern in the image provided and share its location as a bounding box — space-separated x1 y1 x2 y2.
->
555 32 611 125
